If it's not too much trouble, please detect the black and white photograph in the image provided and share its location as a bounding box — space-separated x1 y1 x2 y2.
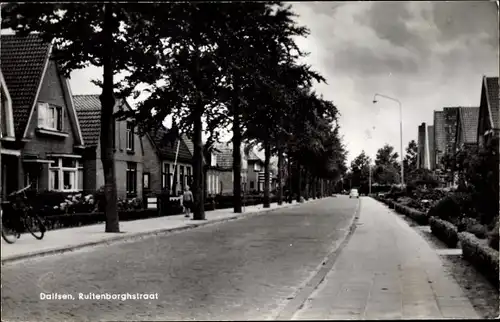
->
0 1 499 321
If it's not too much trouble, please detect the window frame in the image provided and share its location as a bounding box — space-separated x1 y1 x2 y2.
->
38 102 63 132
48 157 82 192
126 121 135 151
143 172 150 190
126 162 137 196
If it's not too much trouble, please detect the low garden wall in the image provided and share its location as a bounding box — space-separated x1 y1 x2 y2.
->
459 232 499 288
30 193 292 232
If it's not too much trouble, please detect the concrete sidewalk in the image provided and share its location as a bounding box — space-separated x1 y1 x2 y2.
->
1 198 320 264
293 197 479 320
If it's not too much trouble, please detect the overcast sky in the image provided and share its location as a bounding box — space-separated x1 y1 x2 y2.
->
68 1 499 165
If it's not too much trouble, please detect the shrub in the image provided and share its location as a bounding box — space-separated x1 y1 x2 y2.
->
429 216 459 247
429 196 461 222
459 232 499 288
467 224 488 239
488 222 499 251
405 206 428 225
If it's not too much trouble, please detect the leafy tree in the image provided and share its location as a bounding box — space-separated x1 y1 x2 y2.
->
350 151 371 190
375 144 399 168
2 3 165 232
403 140 418 174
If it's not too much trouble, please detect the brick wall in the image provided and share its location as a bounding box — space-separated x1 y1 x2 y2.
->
219 170 233 194
142 136 161 194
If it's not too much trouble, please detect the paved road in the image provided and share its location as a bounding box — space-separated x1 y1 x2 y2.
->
1 197 358 321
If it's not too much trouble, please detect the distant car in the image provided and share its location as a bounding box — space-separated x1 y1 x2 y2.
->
349 189 359 199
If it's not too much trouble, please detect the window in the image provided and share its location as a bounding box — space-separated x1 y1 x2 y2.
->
38 103 63 131
250 181 255 189
126 122 134 151
187 166 192 187
126 162 137 196
143 173 150 190
211 153 217 166
48 157 83 191
180 166 185 190
254 162 261 172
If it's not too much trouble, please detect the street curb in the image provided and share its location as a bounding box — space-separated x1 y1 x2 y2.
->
274 197 362 320
1 197 328 265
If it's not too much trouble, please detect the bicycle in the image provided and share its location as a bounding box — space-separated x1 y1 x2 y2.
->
1 184 46 243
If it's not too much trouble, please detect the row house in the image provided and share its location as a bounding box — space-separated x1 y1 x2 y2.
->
477 76 499 151
147 127 193 196
417 75 498 186
455 107 480 151
181 134 225 196
74 94 158 199
1 34 85 198
213 143 248 195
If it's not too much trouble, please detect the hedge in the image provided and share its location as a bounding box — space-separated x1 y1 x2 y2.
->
375 197 428 225
429 216 459 247
459 232 499 288
43 208 171 231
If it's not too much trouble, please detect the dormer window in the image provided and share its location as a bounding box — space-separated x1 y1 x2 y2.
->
38 102 63 131
126 122 135 151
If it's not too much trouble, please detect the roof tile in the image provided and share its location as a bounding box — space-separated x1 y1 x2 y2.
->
149 127 192 164
485 77 499 129
1 34 51 138
73 94 101 147
459 107 479 144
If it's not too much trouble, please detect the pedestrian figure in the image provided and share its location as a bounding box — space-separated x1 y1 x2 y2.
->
182 186 194 218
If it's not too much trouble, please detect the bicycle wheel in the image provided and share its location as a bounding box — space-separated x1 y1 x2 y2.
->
1 217 18 244
26 214 46 240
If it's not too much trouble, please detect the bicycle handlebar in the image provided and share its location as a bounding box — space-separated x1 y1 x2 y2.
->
8 184 32 197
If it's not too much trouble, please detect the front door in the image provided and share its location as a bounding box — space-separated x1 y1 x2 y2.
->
2 155 19 198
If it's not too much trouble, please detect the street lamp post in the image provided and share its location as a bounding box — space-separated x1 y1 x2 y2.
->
368 164 372 195
372 93 404 186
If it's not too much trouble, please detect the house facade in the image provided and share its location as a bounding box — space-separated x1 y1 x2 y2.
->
477 76 499 151
1 34 85 197
213 143 248 195
455 107 479 152
246 150 265 192
74 94 156 199
0 69 18 199
146 127 193 196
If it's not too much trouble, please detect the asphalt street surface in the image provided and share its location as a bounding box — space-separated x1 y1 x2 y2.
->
1 196 358 321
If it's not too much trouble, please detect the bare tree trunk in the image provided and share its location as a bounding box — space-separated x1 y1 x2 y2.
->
192 102 205 220
232 83 242 213
304 169 309 200
287 151 293 203
277 145 283 205
297 163 302 202
100 3 119 233
263 136 271 208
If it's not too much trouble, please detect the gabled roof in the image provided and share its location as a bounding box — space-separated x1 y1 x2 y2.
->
213 142 248 171
0 68 15 139
1 34 51 138
458 107 479 144
484 77 499 129
73 94 101 147
149 126 192 164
